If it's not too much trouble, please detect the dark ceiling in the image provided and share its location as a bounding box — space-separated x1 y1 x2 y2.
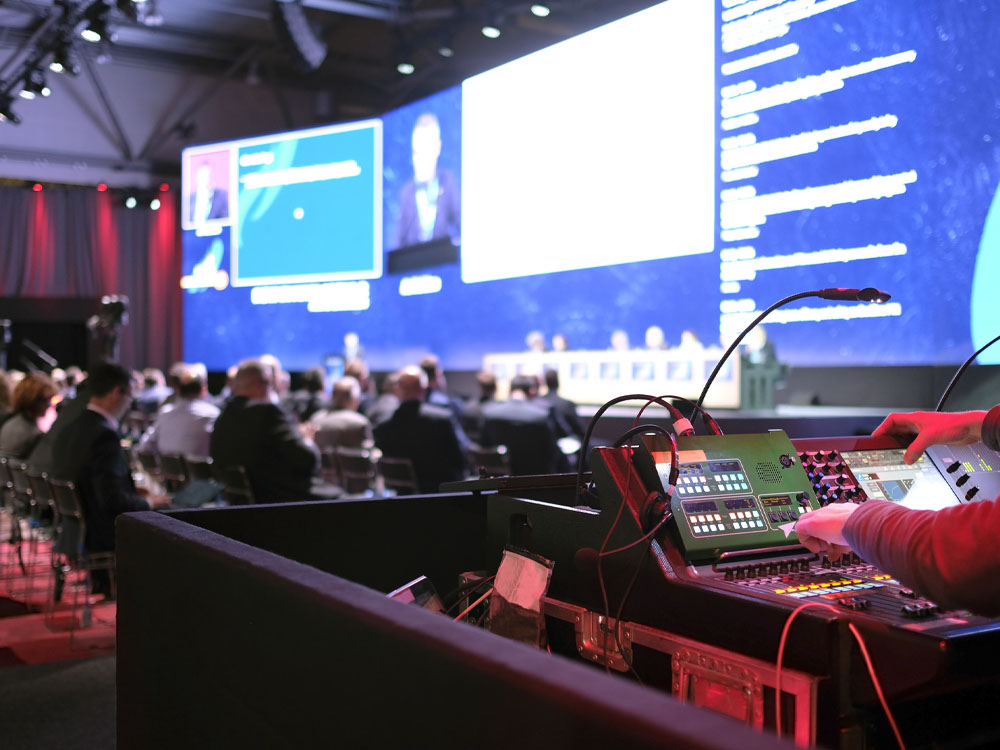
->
0 0 666 121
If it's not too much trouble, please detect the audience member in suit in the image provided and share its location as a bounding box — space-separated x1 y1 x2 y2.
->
137 364 220 460
310 376 373 452
481 374 567 475
282 366 328 423
373 366 467 493
210 358 341 503
0 371 60 459
461 370 497 445
51 361 169 557
541 369 585 442
367 372 400 427
419 354 471 452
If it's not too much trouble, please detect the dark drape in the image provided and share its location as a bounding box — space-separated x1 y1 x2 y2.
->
0 185 181 369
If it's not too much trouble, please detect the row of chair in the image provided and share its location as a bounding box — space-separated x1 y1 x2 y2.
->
0 455 112 646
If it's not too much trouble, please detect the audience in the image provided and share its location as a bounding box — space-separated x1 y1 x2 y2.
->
137 363 219 460
481 374 566 475
0 371 60 459
210 358 341 503
461 370 497 444
310 376 373 451
374 366 467 493
134 367 173 414
541 369 585 443
345 358 376 416
366 372 400 427
51 361 169 565
283 366 328 422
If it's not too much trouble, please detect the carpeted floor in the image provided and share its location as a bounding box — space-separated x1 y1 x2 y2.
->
0 656 116 749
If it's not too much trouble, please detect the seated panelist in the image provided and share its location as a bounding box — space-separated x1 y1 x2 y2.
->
795 407 1000 615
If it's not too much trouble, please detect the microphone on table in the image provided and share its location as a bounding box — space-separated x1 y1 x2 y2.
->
695 287 893 424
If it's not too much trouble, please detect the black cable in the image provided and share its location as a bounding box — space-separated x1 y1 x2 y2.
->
936 332 1000 411
442 574 496 616
631 393 721 434
614 543 652 683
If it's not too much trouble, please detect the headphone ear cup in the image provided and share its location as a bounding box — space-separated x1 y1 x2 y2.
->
640 490 670 534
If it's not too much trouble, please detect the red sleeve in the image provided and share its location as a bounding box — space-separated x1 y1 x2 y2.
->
843 498 1000 615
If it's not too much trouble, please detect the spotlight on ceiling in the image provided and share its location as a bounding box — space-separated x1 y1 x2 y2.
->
125 195 137 209
20 69 50 100
530 4 551 17
150 198 161 210
397 61 415 75
80 2 113 43
49 36 81 75
437 44 454 58
481 23 501 39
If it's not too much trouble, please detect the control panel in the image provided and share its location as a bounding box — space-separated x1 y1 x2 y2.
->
640 430 821 564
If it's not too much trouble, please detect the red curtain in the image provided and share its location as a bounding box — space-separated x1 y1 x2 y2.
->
0 185 182 369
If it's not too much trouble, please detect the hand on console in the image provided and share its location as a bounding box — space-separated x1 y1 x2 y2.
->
872 410 987 464
795 502 861 561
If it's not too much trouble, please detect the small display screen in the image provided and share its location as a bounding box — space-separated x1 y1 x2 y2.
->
679 464 705 476
709 460 742 474
761 495 793 508
841 449 958 510
683 500 718 514
723 497 754 510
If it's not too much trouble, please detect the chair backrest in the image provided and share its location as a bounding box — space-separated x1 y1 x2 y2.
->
136 449 161 478
186 457 215 482
48 477 87 556
335 446 376 494
376 455 420 496
212 464 256 505
319 447 340 485
26 470 54 508
159 453 190 489
468 444 512 478
0 455 13 491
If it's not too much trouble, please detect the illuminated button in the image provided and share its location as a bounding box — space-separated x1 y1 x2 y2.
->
699 476 707 483
724 484 732 491
693 525 703 533
714 514 722 521
752 510 760 518
740 483 749 490
709 524 718 532
755 520 763 527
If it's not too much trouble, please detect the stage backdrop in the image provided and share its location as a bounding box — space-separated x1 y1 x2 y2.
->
0 185 182 370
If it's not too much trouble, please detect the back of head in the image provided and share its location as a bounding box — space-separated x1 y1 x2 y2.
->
12 371 59 420
332 376 361 410
88 361 131 398
143 367 166 389
176 364 207 399
344 357 369 385
302 366 326 393
544 369 559 393
477 370 497 399
418 354 439 386
379 372 399 395
396 365 428 401
232 358 270 398
509 374 537 399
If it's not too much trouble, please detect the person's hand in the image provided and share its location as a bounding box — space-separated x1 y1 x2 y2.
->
795 503 861 561
147 494 172 510
299 422 318 442
872 410 987 464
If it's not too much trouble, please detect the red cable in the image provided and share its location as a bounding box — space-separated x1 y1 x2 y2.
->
775 601 905 750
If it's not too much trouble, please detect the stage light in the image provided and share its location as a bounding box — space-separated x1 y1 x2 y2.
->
97 183 108 192
19 69 50 100
530 5 551 17
159 183 170 192
49 36 81 75
81 2 113 44
437 44 454 58
149 198 161 210
125 195 137 209
481 24 501 39
32 183 43 192
397 61 415 75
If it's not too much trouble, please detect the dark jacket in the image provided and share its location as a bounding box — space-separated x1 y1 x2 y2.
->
373 400 467 493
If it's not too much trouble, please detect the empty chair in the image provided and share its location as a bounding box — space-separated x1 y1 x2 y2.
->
211 464 256 506
47 478 116 645
376 455 420 496
335 446 376 495
186 456 215 482
468 444 512 478
159 453 190 491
